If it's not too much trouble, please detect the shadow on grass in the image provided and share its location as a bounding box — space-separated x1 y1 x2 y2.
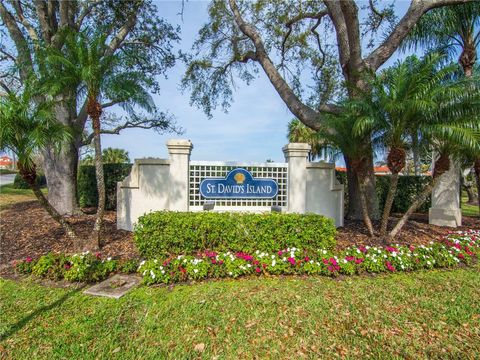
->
0 284 86 341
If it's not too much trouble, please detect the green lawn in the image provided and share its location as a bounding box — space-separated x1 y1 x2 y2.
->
462 195 479 217
0 184 35 209
1 267 479 359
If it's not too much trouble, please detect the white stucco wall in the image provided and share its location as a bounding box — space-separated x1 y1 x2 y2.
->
117 140 344 231
306 163 344 227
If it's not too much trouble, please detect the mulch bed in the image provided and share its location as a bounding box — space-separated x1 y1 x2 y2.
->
1 201 479 274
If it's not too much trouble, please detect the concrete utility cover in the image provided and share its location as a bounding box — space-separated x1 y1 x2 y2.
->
84 274 141 299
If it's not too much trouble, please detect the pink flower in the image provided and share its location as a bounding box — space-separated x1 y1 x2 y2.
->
278 250 284 256
385 246 398 253
287 257 296 265
25 257 33 263
304 256 310 262
385 261 396 272
358 246 367 253
253 260 260 265
218 260 224 265
255 267 261 273
211 259 217 264
329 258 337 266
345 256 356 262
64 264 71 270
95 252 101 259
322 258 329 265
355 258 364 264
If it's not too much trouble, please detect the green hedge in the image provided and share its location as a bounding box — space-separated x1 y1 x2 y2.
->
13 173 46 189
134 211 337 258
335 172 431 214
77 163 132 210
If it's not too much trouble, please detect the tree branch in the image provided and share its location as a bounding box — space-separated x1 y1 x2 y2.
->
33 0 53 43
11 0 39 42
0 2 33 81
228 0 334 131
105 9 138 57
365 0 473 70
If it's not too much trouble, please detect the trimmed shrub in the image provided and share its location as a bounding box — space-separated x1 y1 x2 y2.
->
13 172 46 189
77 163 132 210
134 211 337 258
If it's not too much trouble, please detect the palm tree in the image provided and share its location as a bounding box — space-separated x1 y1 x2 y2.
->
0 87 77 241
287 119 332 162
403 2 480 78
317 112 377 237
353 54 477 237
46 29 155 249
102 148 130 164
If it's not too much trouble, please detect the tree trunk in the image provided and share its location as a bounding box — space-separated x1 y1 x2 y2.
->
475 159 480 215
388 177 439 240
41 96 80 215
344 152 379 221
18 164 78 243
380 173 399 236
463 181 476 204
388 153 450 240
88 96 104 250
358 176 375 237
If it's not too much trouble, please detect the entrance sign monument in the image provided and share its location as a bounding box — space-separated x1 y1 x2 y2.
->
117 139 345 231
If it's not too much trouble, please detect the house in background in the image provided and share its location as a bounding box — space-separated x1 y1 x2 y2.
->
0 155 14 169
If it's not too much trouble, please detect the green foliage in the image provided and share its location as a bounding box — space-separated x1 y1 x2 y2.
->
335 172 432 214
376 176 432 213
16 252 117 283
63 253 117 283
137 231 480 285
118 259 140 274
13 173 46 189
32 253 68 280
77 163 132 210
134 211 337 258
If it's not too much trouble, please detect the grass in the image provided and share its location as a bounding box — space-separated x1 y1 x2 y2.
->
462 194 479 218
0 169 17 175
1 266 479 359
0 184 40 209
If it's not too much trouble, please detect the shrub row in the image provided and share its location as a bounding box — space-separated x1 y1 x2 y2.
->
15 252 138 282
335 172 432 214
15 231 479 285
77 163 132 210
137 230 479 284
134 211 337 258
13 173 46 189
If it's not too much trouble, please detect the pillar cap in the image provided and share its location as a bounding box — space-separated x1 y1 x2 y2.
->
282 143 311 158
166 139 193 155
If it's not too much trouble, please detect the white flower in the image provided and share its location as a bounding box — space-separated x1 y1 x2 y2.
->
322 250 328 255
427 261 431 265
282 257 287 261
142 270 147 276
228 272 233 276
373 259 377 263
150 270 155 279
140 260 145 266
161 270 165 274
194 269 199 273
271 255 275 259
272 260 276 267
107 257 112 261
154 259 158 263
247 264 252 268
343 259 347 264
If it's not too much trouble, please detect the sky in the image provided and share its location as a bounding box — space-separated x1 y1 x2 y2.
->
101 1 414 164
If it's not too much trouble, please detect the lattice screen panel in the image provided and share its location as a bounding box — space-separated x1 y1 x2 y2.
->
189 162 288 208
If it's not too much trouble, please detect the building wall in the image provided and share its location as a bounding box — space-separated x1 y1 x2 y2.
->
117 140 344 231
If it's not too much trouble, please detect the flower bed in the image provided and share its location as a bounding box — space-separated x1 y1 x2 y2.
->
137 230 480 285
13 230 479 285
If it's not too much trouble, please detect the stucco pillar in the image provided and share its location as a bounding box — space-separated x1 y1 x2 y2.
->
283 143 310 213
429 157 462 227
166 139 193 211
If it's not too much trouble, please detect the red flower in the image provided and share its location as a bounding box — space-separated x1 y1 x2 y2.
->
262 263 267 269
179 267 186 274
322 258 329 265
385 261 396 272
253 260 259 265
458 253 465 259
304 256 310 262
218 260 224 265
95 252 101 259
64 264 71 270
255 267 261 273
355 258 364 264
25 257 33 263
211 259 217 264
287 257 296 265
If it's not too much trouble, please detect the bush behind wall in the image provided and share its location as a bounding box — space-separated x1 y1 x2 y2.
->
77 164 132 210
